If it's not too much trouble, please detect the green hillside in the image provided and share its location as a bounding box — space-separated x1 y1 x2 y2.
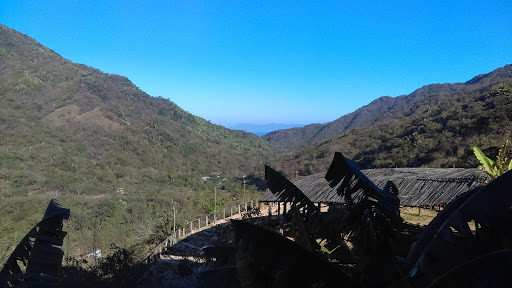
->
0 24 276 195
268 65 512 177
2 21 512 267
0 24 275 262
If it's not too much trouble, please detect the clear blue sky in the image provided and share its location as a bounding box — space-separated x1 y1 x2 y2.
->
2 1 511 126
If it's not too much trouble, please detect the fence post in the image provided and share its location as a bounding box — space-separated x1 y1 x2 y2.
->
231 207 233 217
223 209 226 219
238 205 241 214
183 227 186 237
245 202 247 212
214 213 217 224
190 222 193 233
206 215 208 226
198 218 201 229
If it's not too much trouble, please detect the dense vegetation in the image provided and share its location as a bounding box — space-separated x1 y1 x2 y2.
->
0 24 273 264
267 66 512 177
2 21 512 271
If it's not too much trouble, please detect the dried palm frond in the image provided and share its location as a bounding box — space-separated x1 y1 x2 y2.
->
1 199 70 287
409 170 512 287
232 220 357 288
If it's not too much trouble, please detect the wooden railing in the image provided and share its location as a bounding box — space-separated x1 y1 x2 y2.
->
142 200 256 264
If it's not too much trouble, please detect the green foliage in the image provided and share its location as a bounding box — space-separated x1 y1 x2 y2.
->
269 74 512 176
0 24 272 262
3 22 512 268
473 140 512 179
9 170 27 187
0 23 276 199
97 244 136 278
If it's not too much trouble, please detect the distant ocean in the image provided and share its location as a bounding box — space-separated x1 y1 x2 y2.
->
229 123 304 136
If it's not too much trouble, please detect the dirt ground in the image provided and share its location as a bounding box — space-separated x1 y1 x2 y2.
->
400 207 438 226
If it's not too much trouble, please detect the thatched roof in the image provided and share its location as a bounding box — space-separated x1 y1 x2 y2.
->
259 168 489 207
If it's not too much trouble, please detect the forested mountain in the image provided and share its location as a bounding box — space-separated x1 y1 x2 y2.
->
267 65 512 177
2 21 512 264
0 24 276 197
0 23 278 262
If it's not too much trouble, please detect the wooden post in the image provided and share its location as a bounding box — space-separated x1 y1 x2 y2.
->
243 177 246 196
223 209 226 219
198 218 201 229
277 202 281 218
238 205 241 214
418 207 421 216
206 215 209 226
190 222 193 233
284 202 287 219
245 202 247 212
183 227 185 237
231 207 233 217
214 212 217 224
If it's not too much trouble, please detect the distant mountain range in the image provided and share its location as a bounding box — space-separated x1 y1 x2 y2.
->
2 22 512 189
229 123 305 136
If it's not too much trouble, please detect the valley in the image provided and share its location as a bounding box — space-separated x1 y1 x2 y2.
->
1 22 512 284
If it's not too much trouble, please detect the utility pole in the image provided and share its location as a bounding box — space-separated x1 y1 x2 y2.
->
243 176 246 196
172 199 176 242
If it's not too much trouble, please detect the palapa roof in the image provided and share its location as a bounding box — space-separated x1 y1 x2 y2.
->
259 168 489 207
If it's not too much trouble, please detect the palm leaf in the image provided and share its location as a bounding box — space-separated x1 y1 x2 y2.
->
473 146 496 178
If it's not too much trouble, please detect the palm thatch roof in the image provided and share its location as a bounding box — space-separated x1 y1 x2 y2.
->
259 168 489 207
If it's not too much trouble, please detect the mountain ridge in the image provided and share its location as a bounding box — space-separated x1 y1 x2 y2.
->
264 65 512 151
266 64 512 177
0 23 276 197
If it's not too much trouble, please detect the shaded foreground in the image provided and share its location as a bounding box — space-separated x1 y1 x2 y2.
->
4 152 512 287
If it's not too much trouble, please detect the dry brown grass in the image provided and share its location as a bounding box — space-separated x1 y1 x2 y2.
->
400 207 438 226
45 104 121 130
44 104 80 125
75 107 121 130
